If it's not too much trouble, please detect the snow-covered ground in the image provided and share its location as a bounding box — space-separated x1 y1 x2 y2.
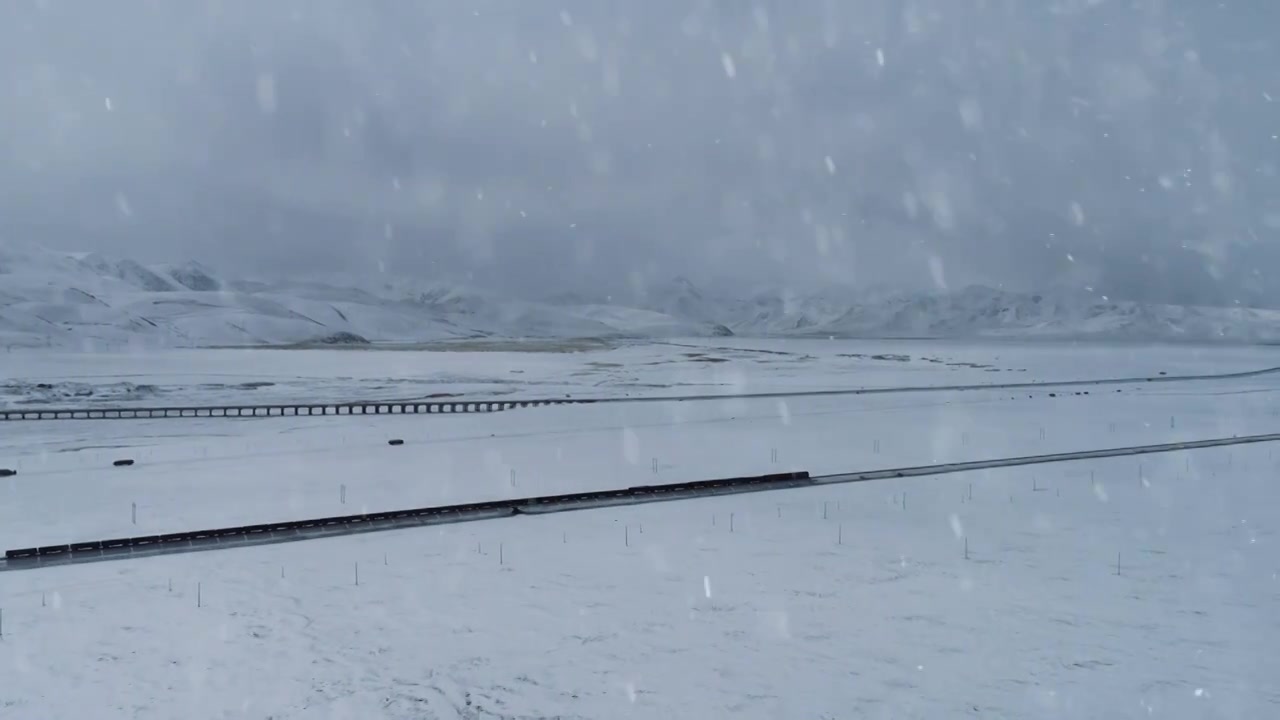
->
4 338 1279 409
4 379 1280 550
1 342 1278 718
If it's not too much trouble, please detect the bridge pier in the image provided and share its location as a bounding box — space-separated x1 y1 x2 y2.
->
2 394 547 420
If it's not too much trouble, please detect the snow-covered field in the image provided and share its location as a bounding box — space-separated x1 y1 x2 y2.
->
2 341 1278 718
4 337 1279 409
4 378 1280 550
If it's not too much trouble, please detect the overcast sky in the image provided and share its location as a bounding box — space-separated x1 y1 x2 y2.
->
2 0 1278 305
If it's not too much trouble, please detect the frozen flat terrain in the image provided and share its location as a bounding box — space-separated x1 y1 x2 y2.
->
1 341 1278 718
2 442 1276 717
4 337 1279 409
4 379 1280 550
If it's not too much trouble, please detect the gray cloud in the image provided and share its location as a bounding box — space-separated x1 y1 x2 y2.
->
2 0 1277 304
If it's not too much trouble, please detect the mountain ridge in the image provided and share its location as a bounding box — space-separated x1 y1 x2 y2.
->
2 245 1278 348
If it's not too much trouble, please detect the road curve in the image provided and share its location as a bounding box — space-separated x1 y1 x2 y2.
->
5 429 1277 571
4 363 1280 421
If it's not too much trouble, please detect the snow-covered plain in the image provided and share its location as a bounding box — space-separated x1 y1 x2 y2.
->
1 342 1278 718
4 337 1279 410
4 379 1280 550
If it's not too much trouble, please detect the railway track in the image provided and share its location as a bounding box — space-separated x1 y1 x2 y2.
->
4 363 1279 421
6 430 1277 571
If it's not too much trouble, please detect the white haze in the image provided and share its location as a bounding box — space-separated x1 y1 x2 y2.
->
1 0 1278 305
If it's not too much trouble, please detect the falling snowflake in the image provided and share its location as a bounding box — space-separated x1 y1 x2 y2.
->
720 52 737 79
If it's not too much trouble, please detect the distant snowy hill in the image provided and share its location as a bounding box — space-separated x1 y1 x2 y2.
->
649 283 1280 343
0 245 722 349
3 244 1279 348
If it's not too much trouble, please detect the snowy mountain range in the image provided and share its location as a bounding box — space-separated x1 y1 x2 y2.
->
3 245 1280 349
637 278 1280 343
